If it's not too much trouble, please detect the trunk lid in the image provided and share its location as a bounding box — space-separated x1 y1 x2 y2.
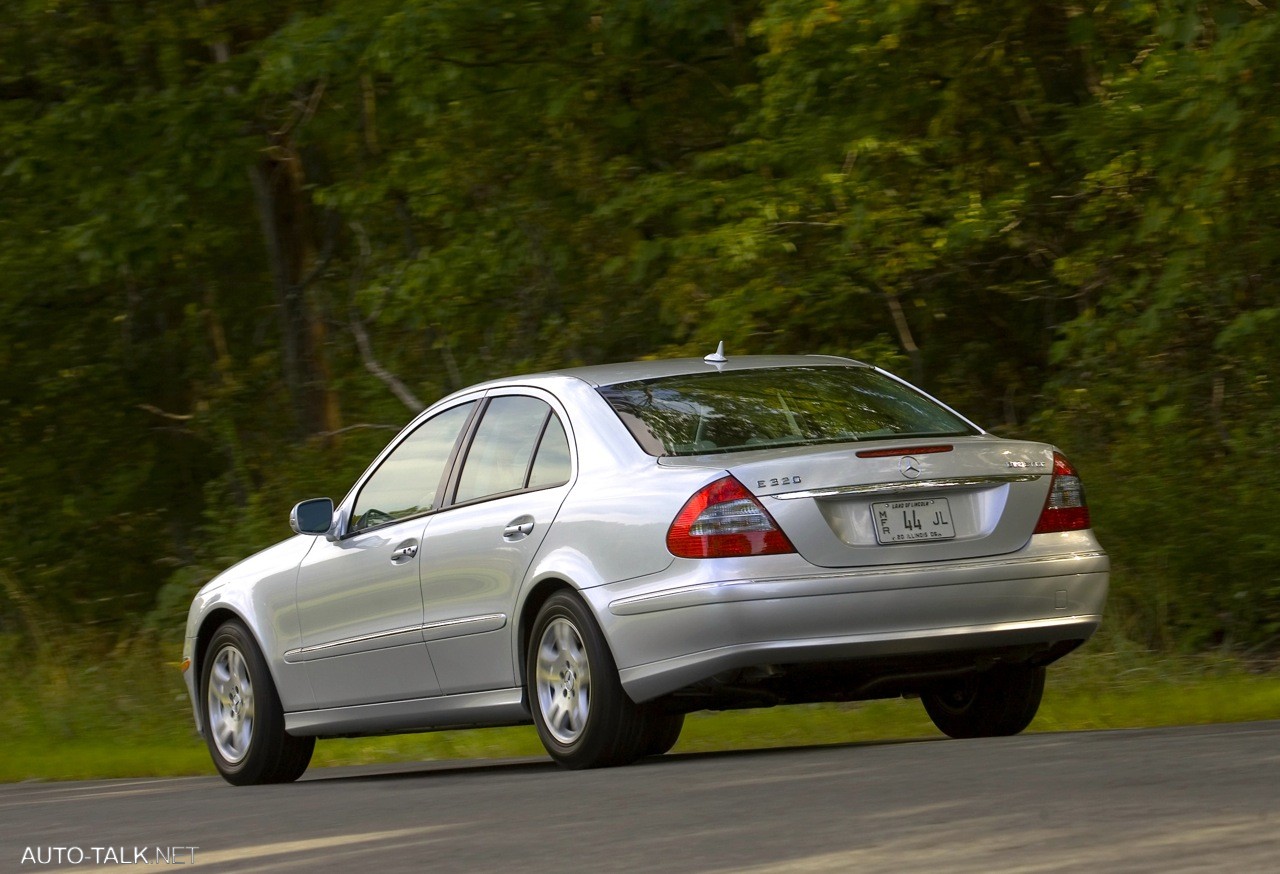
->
659 436 1053 568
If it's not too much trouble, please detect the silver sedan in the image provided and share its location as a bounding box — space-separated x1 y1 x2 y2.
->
181 352 1108 784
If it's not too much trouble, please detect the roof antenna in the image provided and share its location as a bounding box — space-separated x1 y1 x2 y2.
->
704 341 727 364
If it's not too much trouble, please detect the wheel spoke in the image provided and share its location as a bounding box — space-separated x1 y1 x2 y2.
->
211 684 232 708
547 696 569 731
210 662 232 699
552 620 569 650
567 689 588 732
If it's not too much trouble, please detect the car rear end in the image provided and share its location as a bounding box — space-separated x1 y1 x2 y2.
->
579 358 1108 711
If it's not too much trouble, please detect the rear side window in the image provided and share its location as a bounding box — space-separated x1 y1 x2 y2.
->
598 366 977 457
455 397 571 503
528 414 571 489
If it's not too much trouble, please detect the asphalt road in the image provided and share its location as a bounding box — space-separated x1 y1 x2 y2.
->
4 721 1277 873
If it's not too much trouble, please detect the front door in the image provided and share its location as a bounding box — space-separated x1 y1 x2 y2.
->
293 400 478 709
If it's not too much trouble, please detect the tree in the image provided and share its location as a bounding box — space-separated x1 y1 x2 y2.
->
1 0 1276 651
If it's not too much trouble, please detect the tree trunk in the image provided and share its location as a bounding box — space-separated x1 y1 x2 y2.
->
248 144 342 437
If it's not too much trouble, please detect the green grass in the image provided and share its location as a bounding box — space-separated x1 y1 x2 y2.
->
7 745 215 782
4 633 1278 783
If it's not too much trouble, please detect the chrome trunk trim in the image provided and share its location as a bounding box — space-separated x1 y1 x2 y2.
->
773 474 1043 501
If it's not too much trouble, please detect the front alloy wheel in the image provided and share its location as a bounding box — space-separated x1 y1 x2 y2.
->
200 620 314 785
206 641 255 765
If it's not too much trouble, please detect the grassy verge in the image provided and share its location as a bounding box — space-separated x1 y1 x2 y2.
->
4 634 1278 783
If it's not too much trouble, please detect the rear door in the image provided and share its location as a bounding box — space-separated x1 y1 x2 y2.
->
417 390 575 694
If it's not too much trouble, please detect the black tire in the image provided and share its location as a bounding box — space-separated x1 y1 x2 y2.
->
526 591 645 769
200 620 315 785
637 709 685 758
922 664 1046 739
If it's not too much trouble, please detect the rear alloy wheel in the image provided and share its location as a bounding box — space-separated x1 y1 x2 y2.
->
528 592 645 769
201 620 314 785
922 664 1046 739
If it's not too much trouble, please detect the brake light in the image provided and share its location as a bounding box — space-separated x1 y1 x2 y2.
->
1033 452 1091 534
667 475 797 558
855 445 954 458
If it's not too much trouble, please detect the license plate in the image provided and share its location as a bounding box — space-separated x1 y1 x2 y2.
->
872 498 956 544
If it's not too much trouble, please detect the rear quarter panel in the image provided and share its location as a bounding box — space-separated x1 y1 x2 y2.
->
522 378 723 590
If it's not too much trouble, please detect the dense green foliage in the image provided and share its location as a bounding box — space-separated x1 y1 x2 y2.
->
1 1 1277 651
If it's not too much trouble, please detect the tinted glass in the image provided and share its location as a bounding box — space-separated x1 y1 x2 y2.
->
598 366 977 457
293 498 334 535
350 401 476 532
455 396 552 503
528 414 571 489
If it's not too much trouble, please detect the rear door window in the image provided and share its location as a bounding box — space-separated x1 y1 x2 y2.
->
455 397 571 504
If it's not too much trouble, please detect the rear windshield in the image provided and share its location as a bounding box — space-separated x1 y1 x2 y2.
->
598 366 978 457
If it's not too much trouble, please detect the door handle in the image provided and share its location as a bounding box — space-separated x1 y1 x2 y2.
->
391 543 418 562
503 518 535 540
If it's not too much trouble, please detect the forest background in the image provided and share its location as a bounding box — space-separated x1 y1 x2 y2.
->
1 0 1277 771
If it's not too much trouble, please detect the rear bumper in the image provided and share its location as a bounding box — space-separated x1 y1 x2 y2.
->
588 545 1109 702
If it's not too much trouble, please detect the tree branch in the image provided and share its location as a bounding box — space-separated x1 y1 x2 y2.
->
313 423 401 438
350 315 425 413
137 403 194 422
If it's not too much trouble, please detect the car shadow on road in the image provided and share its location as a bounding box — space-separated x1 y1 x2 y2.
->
298 734 943 785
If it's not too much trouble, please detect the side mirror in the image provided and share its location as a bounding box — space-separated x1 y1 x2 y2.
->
289 498 334 536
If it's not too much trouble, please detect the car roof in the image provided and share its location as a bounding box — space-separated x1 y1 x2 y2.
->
509 353 870 389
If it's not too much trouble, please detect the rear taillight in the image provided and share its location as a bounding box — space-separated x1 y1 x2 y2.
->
666 475 796 558
1033 452 1091 534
